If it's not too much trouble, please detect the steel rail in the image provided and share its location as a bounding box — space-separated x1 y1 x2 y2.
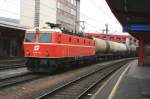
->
0 73 44 88
36 59 131 99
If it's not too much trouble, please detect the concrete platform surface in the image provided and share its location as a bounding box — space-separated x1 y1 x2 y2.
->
92 60 150 99
0 67 28 79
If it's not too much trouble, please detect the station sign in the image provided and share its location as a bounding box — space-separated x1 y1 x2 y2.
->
124 24 150 32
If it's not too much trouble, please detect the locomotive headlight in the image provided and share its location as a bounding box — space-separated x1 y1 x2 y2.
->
45 51 49 57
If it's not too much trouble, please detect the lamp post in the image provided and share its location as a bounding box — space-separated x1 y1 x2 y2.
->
105 24 108 34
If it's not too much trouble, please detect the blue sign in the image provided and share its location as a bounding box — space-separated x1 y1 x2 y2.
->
124 25 150 32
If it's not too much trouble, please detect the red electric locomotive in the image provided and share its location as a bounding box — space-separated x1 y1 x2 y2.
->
24 28 96 72
24 28 137 72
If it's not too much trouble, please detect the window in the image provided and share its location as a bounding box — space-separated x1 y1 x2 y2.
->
73 0 76 6
67 0 75 5
93 42 95 46
110 37 114 41
71 0 74 4
116 38 121 43
25 33 36 42
57 15 75 25
89 41 91 45
38 33 51 43
58 35 61 43
57 2 76 16
123 38 126 44
77 39 79 43
69 37 72 42
84 40 85 44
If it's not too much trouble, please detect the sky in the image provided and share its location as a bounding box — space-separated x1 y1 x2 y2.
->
80 0 123 34
0 0 20 19
0 0 128 35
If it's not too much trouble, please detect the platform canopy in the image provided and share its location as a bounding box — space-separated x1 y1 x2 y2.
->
0 20 27 32
106 0 150 33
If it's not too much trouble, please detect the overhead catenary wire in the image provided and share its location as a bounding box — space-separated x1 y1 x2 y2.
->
89 0 118 23
87 0 123 33
85 22 103 33
0 0 105 31
40 1 108 32
0 0 104 24
40 1 105 24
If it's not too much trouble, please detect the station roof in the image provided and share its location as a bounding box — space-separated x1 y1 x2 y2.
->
0 20 27 32
106 0 150 33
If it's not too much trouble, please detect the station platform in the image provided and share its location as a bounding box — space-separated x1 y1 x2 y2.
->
92 60 150 99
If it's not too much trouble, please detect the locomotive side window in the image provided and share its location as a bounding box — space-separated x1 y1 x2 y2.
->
25 33 36 42
39 33 51 43
93 41 95 46
58 34 61 43
69 37 72 42
77 39 79 43
84 40 86 44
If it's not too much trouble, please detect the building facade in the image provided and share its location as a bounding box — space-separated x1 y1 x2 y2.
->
20 0 80 32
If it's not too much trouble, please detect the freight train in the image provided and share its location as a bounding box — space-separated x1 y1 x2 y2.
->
23 28 136 72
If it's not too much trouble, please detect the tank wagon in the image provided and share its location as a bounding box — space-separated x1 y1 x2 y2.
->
23 28 136 72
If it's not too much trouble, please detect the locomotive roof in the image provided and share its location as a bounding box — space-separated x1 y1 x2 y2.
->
26 28 62 33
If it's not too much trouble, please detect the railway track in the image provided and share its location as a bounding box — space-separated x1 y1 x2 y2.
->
0 73 45 88
37 60 130 99
0 58 26 70
0 63 26 70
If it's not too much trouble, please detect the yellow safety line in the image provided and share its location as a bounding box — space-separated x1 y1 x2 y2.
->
91 64 122 99
108 62 132 99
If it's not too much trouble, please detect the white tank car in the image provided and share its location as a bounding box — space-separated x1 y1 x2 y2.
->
93 37 128 53
108 41 127 53
93 37 108 53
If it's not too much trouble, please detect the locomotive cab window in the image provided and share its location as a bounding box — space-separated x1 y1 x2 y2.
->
25 33 36 42
39 33 51 43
